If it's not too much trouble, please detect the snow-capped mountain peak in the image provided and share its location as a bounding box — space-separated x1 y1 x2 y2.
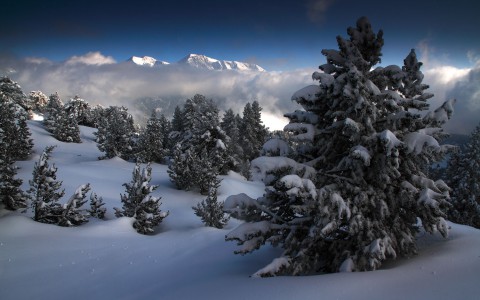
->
178 53 265 72
128 56 170 67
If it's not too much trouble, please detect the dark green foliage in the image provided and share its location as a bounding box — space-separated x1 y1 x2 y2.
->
446 124 480 228
95 106 136 160
58 184 90 227
44 92 64 133
193 177 229 228
88 192 106 219
135 110 167 163
116 163 168 234
226 17 453 276
53 109 81 143
28 146 65 224
168 94 229 193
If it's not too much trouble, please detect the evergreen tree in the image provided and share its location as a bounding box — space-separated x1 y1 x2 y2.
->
0 92 33 161
53 108 81 143
0 130 27 210
28 146 65 224
95 106 136 160
446 123 480 228
168 144 195 191
167 94 229 192
44 92 64 133
115 163 168 234
58 184 90 227
65 95 94 127
0 76 31 116
88 192 106 219
29 91 49 113
193 177 229 228
239 101 269 162
221 109 244 172
225 17 454 276
135 110 166 163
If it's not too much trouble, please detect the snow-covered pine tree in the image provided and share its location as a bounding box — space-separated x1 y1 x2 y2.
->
193 176 229 228
53 108 81 143
58 184 90 227
225 17 454 276
168 94 229 192
135 110 166 163
115 163 168 234
221 109 244 172
65 95 95 127
0 128 27 210
88 192 106 219
28 91 49 114
95 106 136 160
446 123 480 228
44 92 64 133
239 101 269 162
0 76 31 117
28 146 65 224
168 144 195 191
0 92 33 161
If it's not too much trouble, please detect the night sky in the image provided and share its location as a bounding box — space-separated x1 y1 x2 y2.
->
2 0 479 70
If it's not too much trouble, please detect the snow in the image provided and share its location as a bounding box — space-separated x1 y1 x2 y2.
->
291 85 321 102
1 121 480 299
250 156 316 184
178 54 265 72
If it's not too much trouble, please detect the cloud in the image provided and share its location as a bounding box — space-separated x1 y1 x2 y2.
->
65 51 116 65
417 41 479 135
306 0 336 23
2 53 313 130
5 48 477 135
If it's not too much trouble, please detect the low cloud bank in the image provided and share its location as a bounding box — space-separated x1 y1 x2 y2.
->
1 51 477 134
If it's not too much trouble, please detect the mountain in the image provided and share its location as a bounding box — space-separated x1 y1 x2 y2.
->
178 54 265 71
128 54 265 71
128 56 170 67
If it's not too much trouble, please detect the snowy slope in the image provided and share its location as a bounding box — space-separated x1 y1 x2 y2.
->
178 54 265 72
128 56 170 67
1 121 480 300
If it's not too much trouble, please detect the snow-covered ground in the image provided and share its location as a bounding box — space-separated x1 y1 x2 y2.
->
1 121 480 300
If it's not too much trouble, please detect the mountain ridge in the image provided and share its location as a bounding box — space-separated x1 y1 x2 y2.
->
128 53 265 72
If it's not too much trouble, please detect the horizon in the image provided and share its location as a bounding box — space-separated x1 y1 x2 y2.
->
1 0 479 134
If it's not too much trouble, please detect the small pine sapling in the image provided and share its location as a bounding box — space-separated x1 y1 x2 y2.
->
88 192 106 219
58 184 90 227
116 163 168 234
193 177 229 228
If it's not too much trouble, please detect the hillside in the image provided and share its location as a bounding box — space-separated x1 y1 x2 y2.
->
1 121 480 300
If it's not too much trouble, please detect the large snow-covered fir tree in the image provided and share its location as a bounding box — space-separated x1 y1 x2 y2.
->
28 91 49 113
95 106 136 160
225 17 454 276
446 123 480 228
28 146 65 224
115 163 168 234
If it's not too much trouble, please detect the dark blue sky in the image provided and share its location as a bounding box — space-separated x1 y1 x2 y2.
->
1 0 479 70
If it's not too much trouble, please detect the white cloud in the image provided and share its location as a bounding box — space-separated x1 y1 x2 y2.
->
5 48 478 136
65 51 116 65
4 54 312 130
